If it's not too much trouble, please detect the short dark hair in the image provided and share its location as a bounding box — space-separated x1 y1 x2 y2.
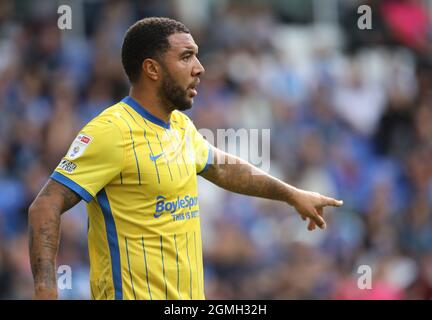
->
121 17 190 83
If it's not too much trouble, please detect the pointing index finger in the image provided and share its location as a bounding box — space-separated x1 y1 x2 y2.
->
322 196 344 207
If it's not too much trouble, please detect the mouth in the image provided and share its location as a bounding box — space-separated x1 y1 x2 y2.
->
188 87 198 97
188 80 200 97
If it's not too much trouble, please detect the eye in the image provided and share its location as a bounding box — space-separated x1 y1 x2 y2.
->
182 54 192 62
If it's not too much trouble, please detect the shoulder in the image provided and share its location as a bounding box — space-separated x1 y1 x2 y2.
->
77 104 128 145
83 103 132 135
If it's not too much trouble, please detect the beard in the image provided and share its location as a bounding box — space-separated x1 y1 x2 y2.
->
158 66 192 111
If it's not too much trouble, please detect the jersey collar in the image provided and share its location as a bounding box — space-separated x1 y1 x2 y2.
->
121 96 170 129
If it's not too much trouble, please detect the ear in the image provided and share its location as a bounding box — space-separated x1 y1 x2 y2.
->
142 58 160 81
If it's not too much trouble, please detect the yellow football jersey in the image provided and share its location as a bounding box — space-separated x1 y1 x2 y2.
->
51 96 212 300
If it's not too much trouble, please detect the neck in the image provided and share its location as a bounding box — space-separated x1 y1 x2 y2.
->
129 85 172 124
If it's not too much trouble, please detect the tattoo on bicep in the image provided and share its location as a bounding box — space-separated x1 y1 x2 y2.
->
29 179 81 290
59 186 81 211
38 180 81 213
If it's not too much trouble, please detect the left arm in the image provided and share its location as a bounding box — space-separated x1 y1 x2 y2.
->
200 146 343 230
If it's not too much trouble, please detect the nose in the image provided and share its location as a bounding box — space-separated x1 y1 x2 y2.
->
192 57 205 77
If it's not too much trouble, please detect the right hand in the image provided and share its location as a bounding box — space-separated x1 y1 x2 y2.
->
291 189 343 231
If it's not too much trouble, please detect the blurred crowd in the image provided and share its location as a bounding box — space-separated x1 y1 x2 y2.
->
0 0 432 299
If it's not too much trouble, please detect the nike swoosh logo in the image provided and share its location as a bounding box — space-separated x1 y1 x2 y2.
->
150 153 164 162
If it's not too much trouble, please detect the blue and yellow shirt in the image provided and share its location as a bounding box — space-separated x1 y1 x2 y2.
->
51 96 212 300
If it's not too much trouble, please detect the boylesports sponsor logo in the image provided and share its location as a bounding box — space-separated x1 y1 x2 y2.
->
154 195 198 218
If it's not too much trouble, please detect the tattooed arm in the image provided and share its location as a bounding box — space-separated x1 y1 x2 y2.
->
200 146 343 230
28 179 81 299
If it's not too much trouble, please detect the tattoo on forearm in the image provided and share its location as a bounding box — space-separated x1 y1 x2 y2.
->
39 216 61 252
28 225 34 254
203 150 297 203
30 215 60 288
